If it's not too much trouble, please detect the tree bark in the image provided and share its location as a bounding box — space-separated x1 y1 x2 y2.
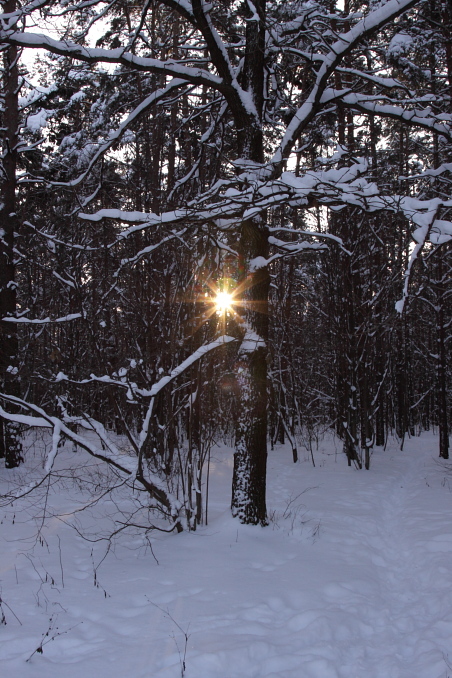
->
0 5 23 467
230 0 269 524
231 217 269 525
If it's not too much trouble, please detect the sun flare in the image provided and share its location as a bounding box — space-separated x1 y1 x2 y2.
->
215 290 234 314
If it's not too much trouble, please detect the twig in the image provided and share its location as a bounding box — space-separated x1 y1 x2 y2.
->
57 535 64 588
148 601 190 677
26 615 81 661
0 590 23 626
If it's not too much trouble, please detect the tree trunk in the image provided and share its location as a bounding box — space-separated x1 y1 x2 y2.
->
229 0 269 525
231 217 269 525
0 7 23 468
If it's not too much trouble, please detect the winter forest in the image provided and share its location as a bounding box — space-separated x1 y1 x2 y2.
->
1 0 452 676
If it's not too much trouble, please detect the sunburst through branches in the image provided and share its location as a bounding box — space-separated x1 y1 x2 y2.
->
214 290 234 315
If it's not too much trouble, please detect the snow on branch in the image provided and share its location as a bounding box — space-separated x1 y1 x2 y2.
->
395 201 442 314
2 313 82 324
115 228 189 275
335 67 410 93
271 0 422 170
0 336 237 527
338 93 452 140
138 335 237 458
1 31 228 91
268 226 351 255
0 393 183 524
23 221 99 251
48 337 237 404
76 159 452 256
62 78 191 188
0 393 137 474
145 335 236 398
0 0 50 30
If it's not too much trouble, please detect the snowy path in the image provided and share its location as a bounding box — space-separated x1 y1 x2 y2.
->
301 446 452 678
1 434 452 678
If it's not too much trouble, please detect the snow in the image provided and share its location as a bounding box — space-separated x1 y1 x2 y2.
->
66 78 188 188
1 433 452 678
340 93 452 137
19 84 57 109
249 256 268 271
2 313 82 324
6 31 224 89
430 220 452 245
271 0 422 166
139 336 237 399
387 31 412 57
76 167 452 250
69 90 86 104
26 108 50 132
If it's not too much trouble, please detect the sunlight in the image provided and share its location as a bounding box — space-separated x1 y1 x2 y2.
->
215 290 234 314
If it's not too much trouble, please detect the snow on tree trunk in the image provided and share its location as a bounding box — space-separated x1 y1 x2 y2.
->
229 0 269 525
231 216 269 525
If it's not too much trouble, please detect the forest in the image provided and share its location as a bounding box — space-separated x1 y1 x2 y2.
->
0 0 451 535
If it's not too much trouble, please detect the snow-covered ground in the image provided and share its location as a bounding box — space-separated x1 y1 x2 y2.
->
1 433 452 678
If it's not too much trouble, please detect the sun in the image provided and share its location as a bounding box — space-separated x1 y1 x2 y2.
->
215 290 234 314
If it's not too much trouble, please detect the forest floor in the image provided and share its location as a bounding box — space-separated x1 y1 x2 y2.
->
1 432 452 678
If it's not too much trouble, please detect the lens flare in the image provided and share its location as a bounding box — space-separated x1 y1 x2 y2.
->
215 290 234 314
